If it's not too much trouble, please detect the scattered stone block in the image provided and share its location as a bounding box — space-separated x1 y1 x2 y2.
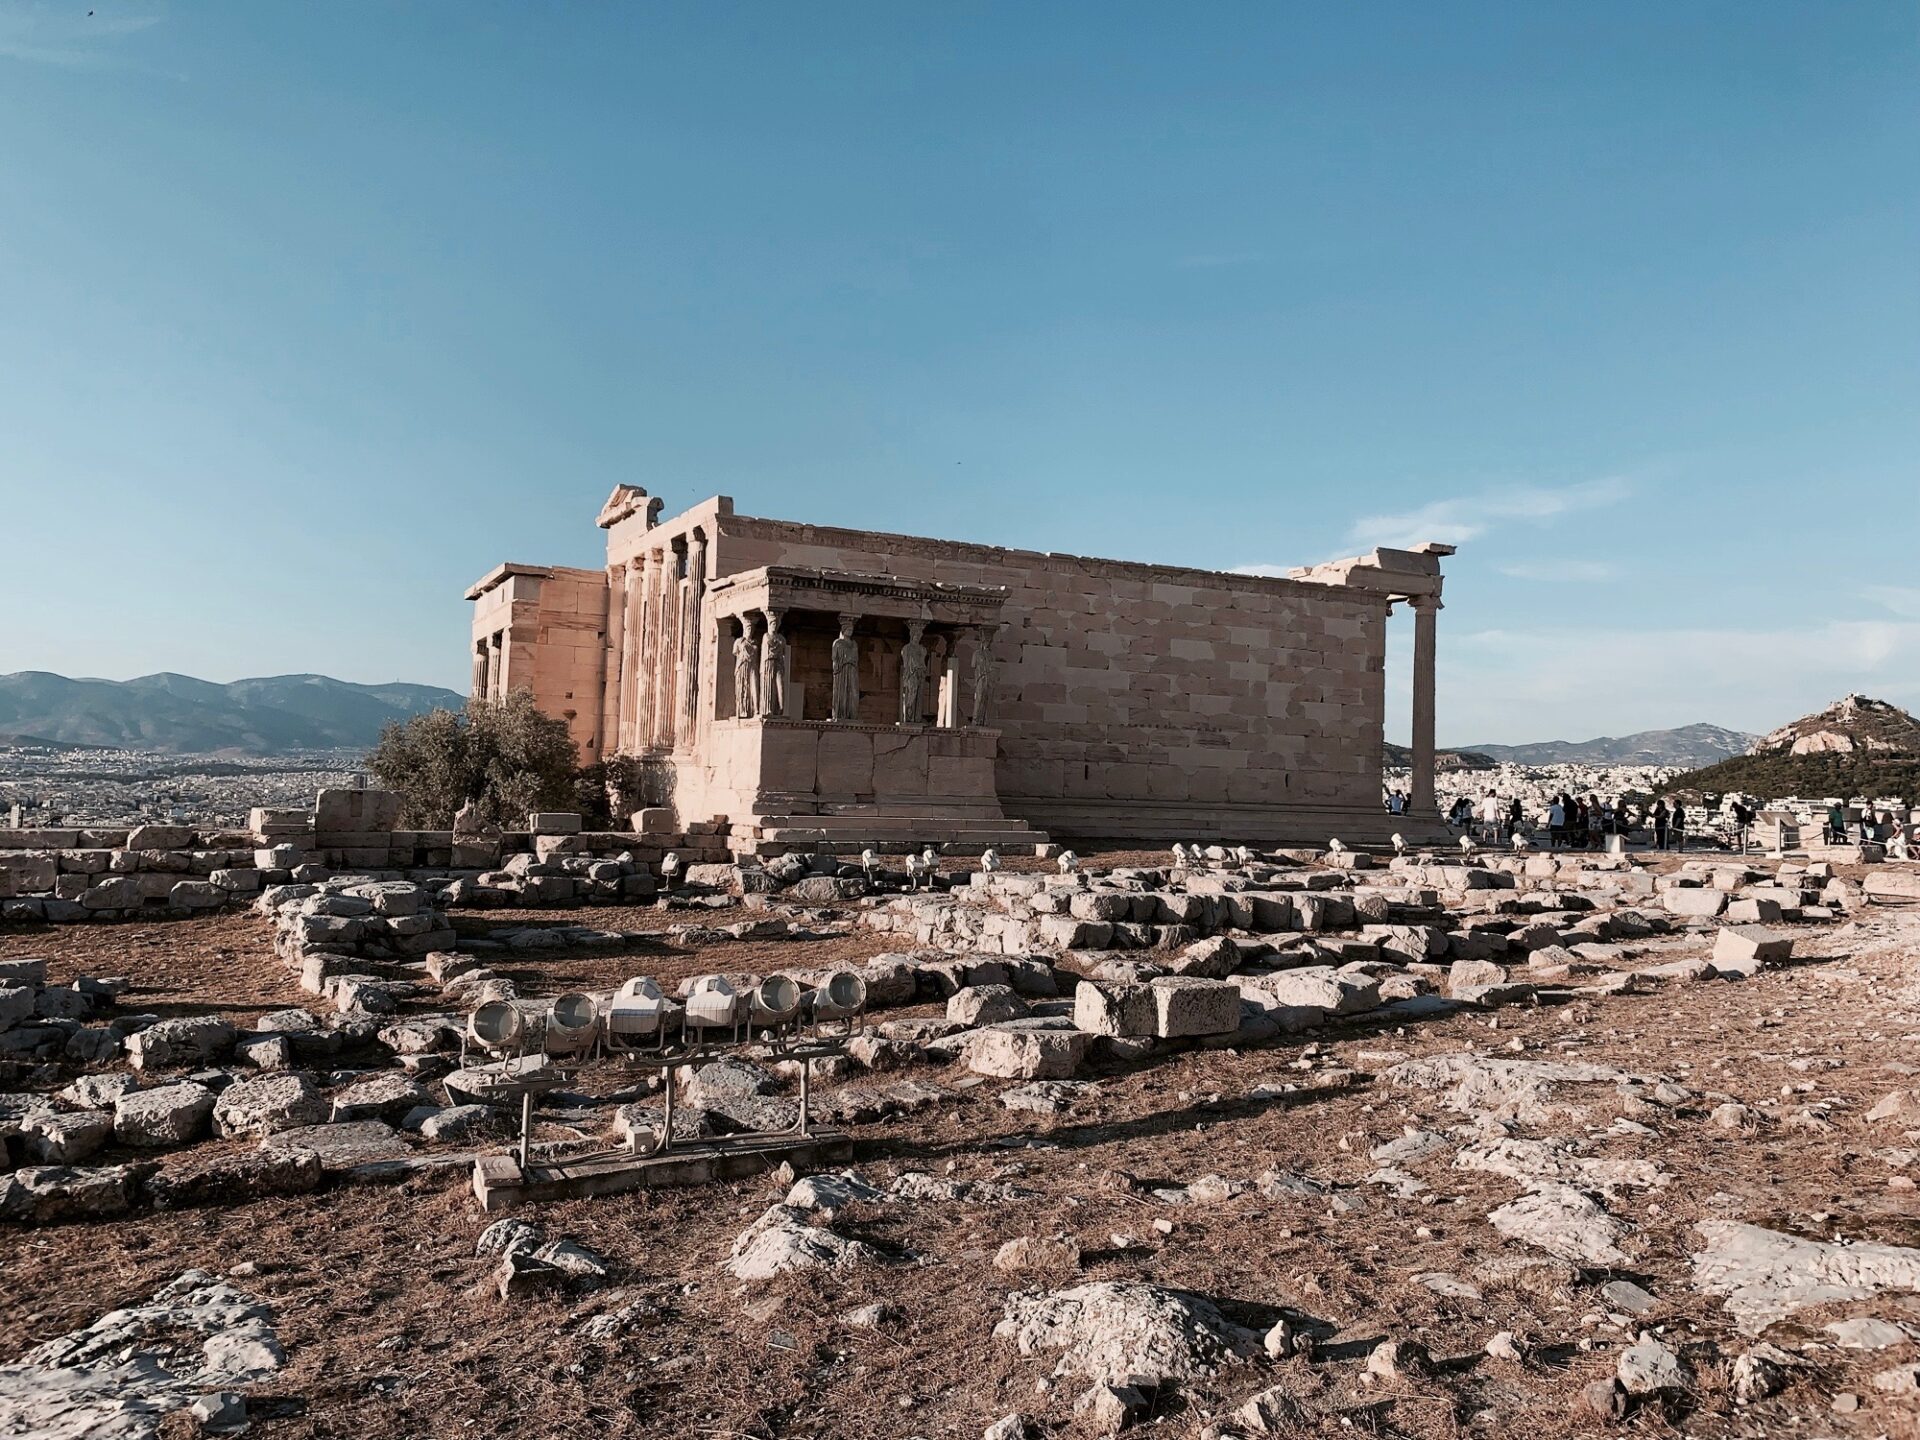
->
213 1073 330 1138
114 1082 218 1147
0 1163 142 1223
965 1027 1091 1080
145 1148 325 1209
23 1109 113 1165
1712 926 1791 971
125 1016 236 1071
1146 976 1241 1037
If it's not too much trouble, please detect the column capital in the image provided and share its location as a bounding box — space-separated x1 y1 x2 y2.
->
1408 594 1443 613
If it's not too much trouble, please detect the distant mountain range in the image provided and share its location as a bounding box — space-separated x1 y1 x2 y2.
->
1450 723 1757 769
0 672 465 756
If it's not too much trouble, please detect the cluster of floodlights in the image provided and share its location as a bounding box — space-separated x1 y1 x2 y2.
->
461 969 869 1068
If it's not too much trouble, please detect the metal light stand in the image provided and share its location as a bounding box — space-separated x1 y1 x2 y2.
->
615 1003 864 1160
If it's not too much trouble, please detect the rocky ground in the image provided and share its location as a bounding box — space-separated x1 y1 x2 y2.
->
3 852 1920 1440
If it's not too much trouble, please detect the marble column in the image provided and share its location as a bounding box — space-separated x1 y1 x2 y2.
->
470 642 489 701
627 554 653 752
649 552 676 748
602 567 626 751
934 632 959 727
488 633 505 702
1410 596 1440 815
618 558 645 752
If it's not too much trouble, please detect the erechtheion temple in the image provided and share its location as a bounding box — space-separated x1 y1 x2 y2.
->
466 487 1452 851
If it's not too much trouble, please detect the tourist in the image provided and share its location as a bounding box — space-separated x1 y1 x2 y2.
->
1613 797 1631 839
1731 799 1754 853
1671 800 1688 852
1507 797 1523 840
1480 792 1501 843
1825 801 1848 846
1651 798 1670 851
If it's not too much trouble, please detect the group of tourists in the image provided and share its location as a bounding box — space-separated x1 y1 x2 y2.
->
1427 791 1693 851
1829 801 1912 856
1400 787 1913 858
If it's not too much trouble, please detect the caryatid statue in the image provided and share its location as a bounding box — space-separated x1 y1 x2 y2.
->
759 610 788 719
830 614 861 722
732 616 759 720
898 620 930 726
969 624 999 727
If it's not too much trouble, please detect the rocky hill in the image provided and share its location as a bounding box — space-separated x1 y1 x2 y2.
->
1747 694 1920 757
1665 696 1920 801
1459 723 1754 768
0 672 464 756
1382 742 1497 770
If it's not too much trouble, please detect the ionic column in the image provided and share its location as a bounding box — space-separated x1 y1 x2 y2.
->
488 633 505 701
1410 596 1440 815
623 555 649 752
648 552 676 748
470 642 489 701
601 567 626 750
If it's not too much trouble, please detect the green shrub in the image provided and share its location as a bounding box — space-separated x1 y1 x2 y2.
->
367 690 580 829
1664 752 1920 803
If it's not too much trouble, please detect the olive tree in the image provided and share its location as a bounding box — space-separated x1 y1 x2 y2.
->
367 690 579 829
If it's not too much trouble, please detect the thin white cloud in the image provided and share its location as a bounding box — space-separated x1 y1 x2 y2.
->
1228 563 1294 578
1346 476 1632 551
1862 585 1920 620
1497 560 1616 583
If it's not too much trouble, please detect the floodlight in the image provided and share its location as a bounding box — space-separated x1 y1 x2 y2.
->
544 992 601 1056
750 974 802 1026
605 976 667 1051
467 1000 525 1057
810 969 867 1022
683 974 738 1034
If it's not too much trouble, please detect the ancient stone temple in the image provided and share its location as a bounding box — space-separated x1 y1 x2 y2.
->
465 487 1451 851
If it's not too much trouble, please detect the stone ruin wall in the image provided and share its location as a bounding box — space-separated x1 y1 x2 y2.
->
708 513 1390 838
470 565 609 761
0 789 724 925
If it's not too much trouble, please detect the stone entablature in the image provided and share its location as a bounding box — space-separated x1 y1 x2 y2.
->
466 488 1453 847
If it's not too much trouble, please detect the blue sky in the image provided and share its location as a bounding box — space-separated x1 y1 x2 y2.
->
2 2 1915 744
